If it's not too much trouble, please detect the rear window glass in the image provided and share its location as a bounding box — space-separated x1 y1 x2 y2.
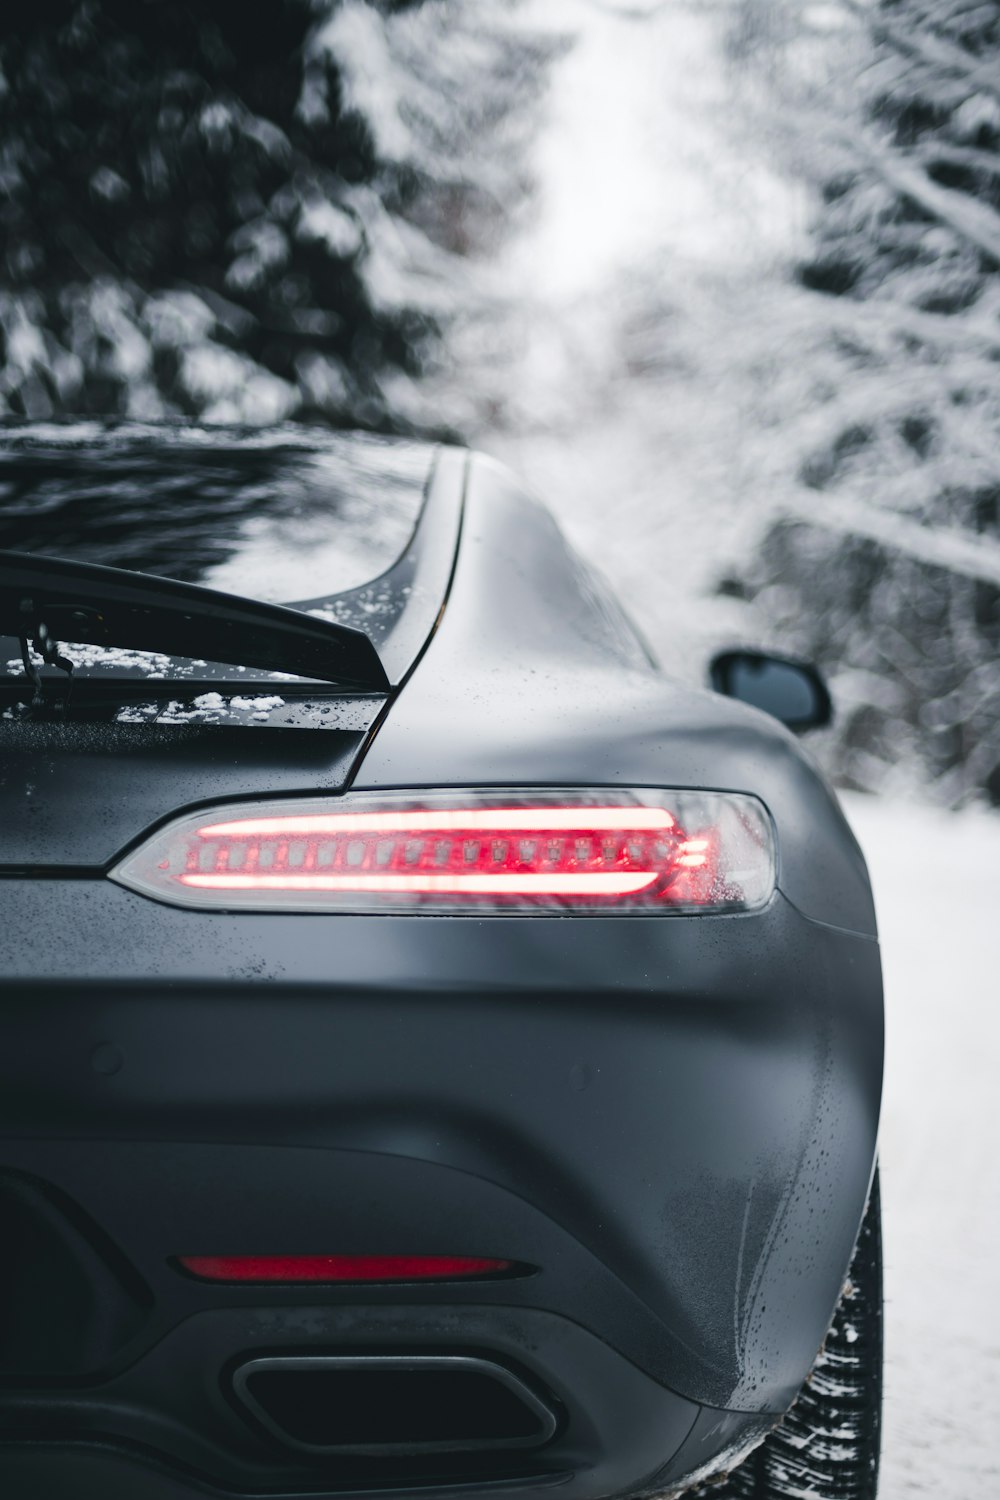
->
0 424 432 602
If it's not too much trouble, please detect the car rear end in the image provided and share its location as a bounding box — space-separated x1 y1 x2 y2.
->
0 427 882 1500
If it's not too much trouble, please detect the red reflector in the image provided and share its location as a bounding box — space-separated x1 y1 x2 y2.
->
175 1254 516 1284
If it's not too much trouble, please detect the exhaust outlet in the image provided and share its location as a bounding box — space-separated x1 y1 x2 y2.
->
232 1353 559 1456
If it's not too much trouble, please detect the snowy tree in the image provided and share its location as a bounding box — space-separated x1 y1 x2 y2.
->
0 0 556 430
724 0 1000 805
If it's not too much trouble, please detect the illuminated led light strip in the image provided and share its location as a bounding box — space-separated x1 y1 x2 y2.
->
179 871 660 895
677 837 710 869
196 806 676 838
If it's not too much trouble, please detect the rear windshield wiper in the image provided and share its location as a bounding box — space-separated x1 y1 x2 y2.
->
0 550 390 692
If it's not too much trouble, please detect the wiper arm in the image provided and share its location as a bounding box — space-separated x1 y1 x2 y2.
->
0 550 390 692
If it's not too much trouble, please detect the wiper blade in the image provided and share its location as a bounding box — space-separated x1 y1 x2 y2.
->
0 550 390 692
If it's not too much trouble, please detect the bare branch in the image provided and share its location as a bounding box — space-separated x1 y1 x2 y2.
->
839 0 1000 108
911 143 1000 180
781 493 1000 587
845 129 1000 264
808 291 1000 357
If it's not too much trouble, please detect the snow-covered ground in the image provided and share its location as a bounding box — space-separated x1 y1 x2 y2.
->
844 792 1000 1498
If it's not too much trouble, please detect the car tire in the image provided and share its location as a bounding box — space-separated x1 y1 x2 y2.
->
688 1168 883 1499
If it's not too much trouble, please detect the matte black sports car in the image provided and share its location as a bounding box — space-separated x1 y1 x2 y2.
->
0 425 883 1500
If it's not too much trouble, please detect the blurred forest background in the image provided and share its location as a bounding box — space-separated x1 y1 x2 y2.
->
1 0 999 807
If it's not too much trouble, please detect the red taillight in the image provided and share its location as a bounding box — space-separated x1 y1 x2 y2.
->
175 1254 518 1284
111 789 774 914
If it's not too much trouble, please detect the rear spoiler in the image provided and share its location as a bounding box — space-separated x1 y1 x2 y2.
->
0 549 390 692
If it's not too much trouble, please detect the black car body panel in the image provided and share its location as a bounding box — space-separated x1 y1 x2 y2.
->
0 428 882 1500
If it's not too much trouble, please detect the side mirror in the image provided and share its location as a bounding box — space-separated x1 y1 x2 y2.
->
709 650 832 734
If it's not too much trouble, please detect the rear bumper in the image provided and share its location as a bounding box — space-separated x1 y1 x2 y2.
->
0 881 882 1497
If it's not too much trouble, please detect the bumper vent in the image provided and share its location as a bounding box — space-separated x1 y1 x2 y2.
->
0 1170 151 1377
